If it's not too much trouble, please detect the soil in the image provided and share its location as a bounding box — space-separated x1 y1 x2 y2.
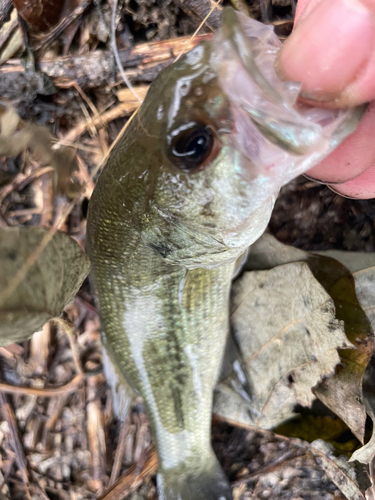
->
270 177 375 253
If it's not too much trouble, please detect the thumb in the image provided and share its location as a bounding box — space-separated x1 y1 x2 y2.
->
275 0 375 108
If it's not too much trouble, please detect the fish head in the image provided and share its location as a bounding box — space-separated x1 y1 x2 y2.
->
107 8 364 269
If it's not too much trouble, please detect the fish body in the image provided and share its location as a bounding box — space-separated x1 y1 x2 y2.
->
86 9 362 500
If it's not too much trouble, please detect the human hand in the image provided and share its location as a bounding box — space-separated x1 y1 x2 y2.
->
276 0 375 199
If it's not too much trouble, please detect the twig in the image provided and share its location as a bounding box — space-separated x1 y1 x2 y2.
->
0 167 54 207
175 0 222 61
76 154 96 198
133 414 150 463
0 34 212 99
90 104 140 179
215 414 366 498
87 375 106 492
259 0 272 23
32 0 92 52
0 392 30 496
231 450 305 486
30 321 50 375
109 418 129 486
0 373 83 397
178 0 222 31
0 456 14 494
60 86 149 145
55 317 83 374
97 449 157 500
111 0 142 103
42 393 70 449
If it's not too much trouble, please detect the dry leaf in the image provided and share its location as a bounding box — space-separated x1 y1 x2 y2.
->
0 104 79 197
353 266 375 333
0 8 22 65
350 400 375 464
347 264 375 466
244 234 374 442
310 439 369 500
315 251 375 275
215 261 352 429
0 226 90 346
12 0 65 32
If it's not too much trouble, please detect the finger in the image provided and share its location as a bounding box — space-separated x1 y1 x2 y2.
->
276 0 375 107
328 163 375 199
306 101 375 183
294 0 323 22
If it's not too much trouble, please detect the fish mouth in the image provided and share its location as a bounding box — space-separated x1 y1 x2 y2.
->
219 7 322 156
214 8 366 184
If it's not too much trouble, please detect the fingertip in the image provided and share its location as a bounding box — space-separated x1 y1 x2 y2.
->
328 163 375 199
305 102 375 184
276 0 375 103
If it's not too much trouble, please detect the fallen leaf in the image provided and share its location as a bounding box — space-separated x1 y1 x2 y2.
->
215 261 352 429
310 439 370 500
0 227 90 346
353 266 375 333
352 265 375 465
12 0 65 32
350 400 375 464
315 251 375 275
0 104 79 197
244 234 374 442
0 8 22 65
276 415 357 455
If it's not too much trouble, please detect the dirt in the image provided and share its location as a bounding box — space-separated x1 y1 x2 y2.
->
270 177 375 252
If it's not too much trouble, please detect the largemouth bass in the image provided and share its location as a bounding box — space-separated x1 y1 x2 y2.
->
86 8 363 500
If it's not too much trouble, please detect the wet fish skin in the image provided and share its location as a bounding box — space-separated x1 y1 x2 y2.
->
87 37 243 500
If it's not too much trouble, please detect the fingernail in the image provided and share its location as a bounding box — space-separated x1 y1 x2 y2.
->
275 0 375 101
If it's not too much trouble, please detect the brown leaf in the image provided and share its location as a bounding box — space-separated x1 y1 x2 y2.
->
12 0 66 32
309 439 369 500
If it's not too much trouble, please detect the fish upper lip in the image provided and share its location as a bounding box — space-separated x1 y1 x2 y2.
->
218 8 323 157
218 8 366 165
220 7 286 108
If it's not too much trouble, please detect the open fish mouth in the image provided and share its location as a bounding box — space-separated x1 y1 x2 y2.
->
213 7 366 187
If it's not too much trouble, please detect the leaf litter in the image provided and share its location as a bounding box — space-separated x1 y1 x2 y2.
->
215 233 375 498
1 0 375 499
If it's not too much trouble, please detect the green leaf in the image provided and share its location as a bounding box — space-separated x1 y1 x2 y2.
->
0 227 90 346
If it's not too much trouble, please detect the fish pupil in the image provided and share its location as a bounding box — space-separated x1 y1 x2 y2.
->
186 134 208 159
172 126 214 171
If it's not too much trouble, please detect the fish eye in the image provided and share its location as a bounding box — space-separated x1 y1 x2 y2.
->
169 124 219 172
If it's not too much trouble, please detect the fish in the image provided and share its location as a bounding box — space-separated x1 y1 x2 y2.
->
86 7 363 500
